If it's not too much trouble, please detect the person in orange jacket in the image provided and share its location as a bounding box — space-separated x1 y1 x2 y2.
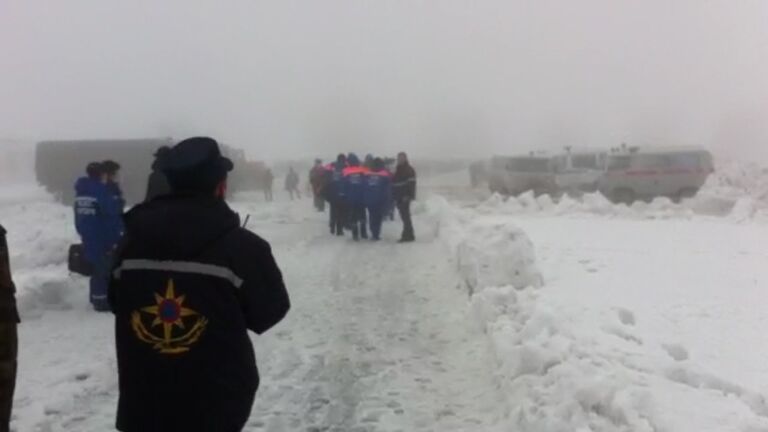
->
342 153 369 241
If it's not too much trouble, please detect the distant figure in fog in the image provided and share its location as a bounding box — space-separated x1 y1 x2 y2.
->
145 146 172 202
263 169 274 202
392 152 417 243
285 167 301 200
309 159 327 212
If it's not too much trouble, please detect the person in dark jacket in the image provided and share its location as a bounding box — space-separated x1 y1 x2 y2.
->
102 160 125 246
285 167 301 200
145 146 172 202
342 153 369 241
392 152 417 242
325 154 347 236
108 137 290 432
0 225 18 432
309 159 327 212
74 162 122 311
364 158 392 241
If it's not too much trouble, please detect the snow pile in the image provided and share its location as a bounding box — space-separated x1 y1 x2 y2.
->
427 195 543 294
476 192 697 221
428 196 768 431
0 186 84 318
705 161 768 204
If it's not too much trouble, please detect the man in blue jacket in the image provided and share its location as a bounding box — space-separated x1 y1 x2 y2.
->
364 158 392 241
74 162 123 311
342 153 369 241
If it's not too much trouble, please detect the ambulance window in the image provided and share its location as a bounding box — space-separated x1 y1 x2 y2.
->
668 153 701 169
572 155 598 169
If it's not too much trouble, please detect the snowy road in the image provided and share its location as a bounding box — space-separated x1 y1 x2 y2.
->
6 178 768 431
9 195 503 432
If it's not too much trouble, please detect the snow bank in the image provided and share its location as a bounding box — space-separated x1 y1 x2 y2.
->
0 186 84 318
428 196 768 431
427 196 543 294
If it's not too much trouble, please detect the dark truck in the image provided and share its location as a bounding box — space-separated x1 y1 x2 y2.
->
35 138 263 205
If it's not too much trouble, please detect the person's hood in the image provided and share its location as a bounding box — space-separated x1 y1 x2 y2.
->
347 153 360 166
123 194 240 259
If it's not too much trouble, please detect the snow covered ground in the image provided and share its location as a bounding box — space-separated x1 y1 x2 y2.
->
3 168 768 431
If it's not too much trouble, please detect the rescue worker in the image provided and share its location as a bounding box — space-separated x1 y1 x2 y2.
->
392 152 417 243
0 225 18 432
309 159 327 212
101 160 125 213
108 137 290 432
325 154 347 236
102 160 125 246
74 162 122 311
364 158 392 241
145 146 172 202
285 167 301 200
342 153 369 241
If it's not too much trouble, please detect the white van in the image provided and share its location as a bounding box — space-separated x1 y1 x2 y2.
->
598 147 714 203
489 149 606 197
551 150 607 195
488 154 555 196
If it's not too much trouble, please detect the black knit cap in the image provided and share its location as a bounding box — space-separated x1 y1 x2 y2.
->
162 137 234 193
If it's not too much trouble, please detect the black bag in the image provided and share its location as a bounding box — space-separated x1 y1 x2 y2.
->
68 244 93 276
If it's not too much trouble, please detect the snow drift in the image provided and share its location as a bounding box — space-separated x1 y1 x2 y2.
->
427 195 768 432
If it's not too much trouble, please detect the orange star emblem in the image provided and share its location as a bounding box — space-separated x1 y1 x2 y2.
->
131 279 208 355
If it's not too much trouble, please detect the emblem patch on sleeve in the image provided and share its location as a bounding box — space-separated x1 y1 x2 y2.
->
131 279 208 355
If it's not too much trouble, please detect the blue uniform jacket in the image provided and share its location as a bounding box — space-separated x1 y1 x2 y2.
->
324 163 347 202
364 169 392 210
74 177 123 263
343 166 368 206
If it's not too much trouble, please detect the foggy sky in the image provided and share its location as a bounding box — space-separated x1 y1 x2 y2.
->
1 0 767 162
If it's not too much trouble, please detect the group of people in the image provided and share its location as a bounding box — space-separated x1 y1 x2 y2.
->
310 151 417 243
0 137 291 432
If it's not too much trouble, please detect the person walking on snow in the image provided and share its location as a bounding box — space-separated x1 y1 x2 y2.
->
108 137 290 432
285 167 301 200
343 153 369 241
364 158 392 241
325 154 347 236
392 152 417 242
309 159 327 212
0 225 18 432
74 162 123 311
